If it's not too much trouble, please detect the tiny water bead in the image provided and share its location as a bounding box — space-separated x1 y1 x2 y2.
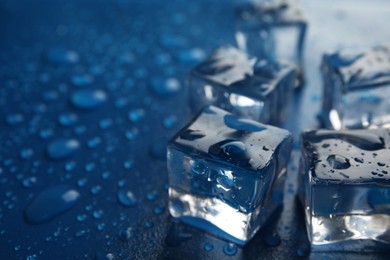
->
93 210 104 219
47 139 80 160
71 89 107 109
150 77 181 97
223 243 238 256
128 109 145 122
117 190 137 207
71 74 94 87
24 185 80 224
58 113 78 126
20 148 34 160
203 243 214 251
263 232 281 247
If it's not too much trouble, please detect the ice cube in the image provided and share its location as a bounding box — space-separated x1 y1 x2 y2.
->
188 46 296 126
321 45 390 129
235 0 307 88
167 106 292 244
300 128 390 251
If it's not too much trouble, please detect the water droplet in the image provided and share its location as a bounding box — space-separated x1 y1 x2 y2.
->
24 185 80 224
144 221 154 228
39 129 54 139
6 113 24 125
204 243 214 251
263 232 281 247
153 206 165 215
209 140 249 166
117 190 137 207
354 157 364 163
163 115 178 129
179 129 206 141
87 137 102 148
76 214 87 222
93 210 104 219
47 139 80 160
46 48 79 64
58 113 78 126
99 118 113 129
147 191 157 201
20 148 34 160
224 114 265 132
26 254 38 260
177 48 205 64
22 177 37 188
151 77 181 97
223 243 238 256
71 89 107 109
118 227 133 241
71 74 93 87
91 185 102 194
128 109 145 122
125 128 139 140
327 155 351 170
123 160 133 170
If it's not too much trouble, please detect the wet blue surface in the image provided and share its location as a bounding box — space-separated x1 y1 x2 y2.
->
1 0 390 259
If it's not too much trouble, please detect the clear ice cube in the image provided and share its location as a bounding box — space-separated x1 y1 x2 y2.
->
167 106 292 244
300 129 390 251
188 46 296 126
321 45 390 130
235 0 307 87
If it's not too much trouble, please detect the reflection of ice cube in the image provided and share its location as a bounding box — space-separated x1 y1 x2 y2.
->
235 0 307 87
321 45 390 129
167 106 292 244
300 128 390 251
188 46 295 126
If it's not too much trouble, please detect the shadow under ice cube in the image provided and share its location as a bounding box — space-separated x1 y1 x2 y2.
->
300 128 390 251
188 46 296 126
167 106 292 244
235 0 307 87
321 45 390 129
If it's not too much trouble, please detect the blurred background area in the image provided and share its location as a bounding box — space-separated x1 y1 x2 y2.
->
0 0 390 259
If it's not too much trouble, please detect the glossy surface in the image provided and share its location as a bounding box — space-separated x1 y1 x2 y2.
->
300 129 390 250
235 0 307 87
189 46 295 125
321 45 390 129
168 106 292 243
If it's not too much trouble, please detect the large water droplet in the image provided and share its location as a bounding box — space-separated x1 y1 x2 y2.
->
327 155 351 170
47 139 80 160
71 89 107 109
224 114 265 132
209 140 249 166
24 185 80 224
